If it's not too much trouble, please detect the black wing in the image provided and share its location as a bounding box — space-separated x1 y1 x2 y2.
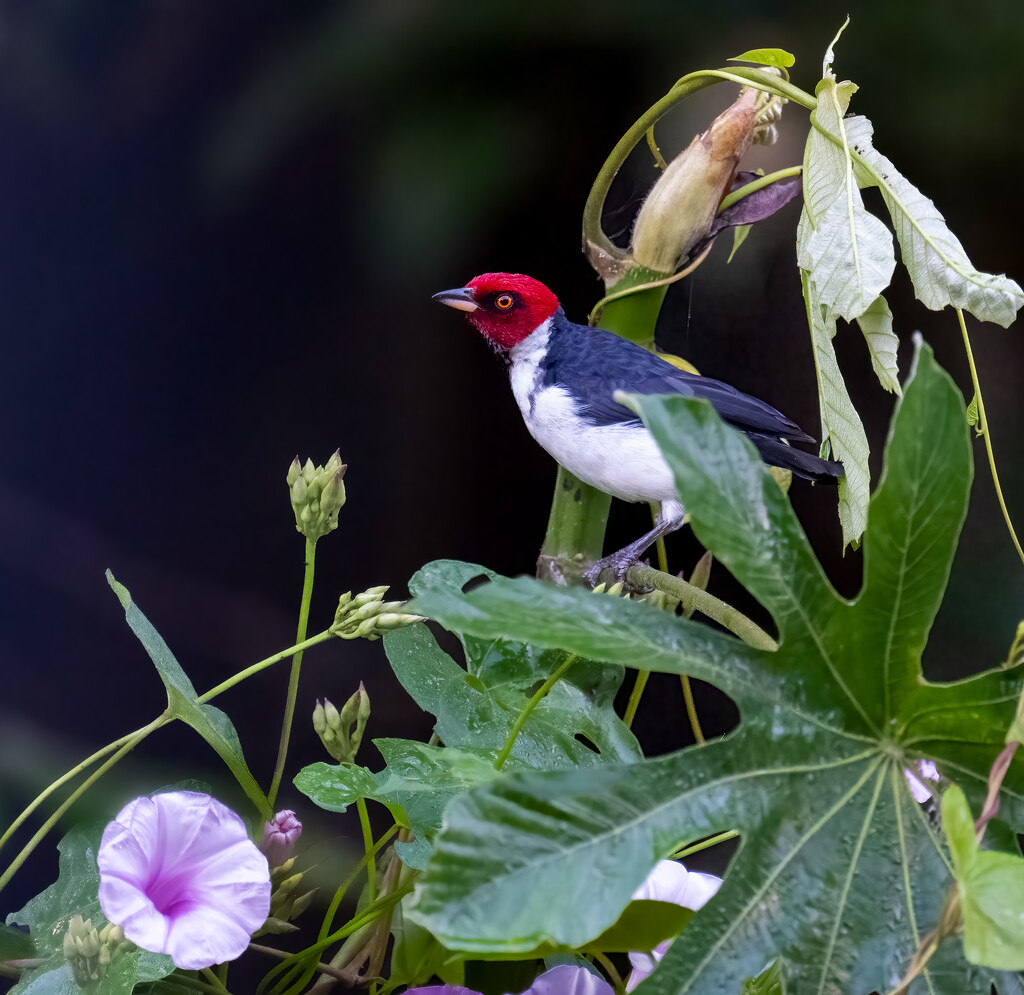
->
542 313 813 441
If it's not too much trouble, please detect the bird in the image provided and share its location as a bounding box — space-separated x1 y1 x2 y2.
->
433 272 842 583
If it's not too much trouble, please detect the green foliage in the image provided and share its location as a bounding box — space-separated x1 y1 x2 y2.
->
5 825 174 993
944 786 1024 970
106 571 273 821
388 560 640 769
405 344 1024 991
728 48 795 69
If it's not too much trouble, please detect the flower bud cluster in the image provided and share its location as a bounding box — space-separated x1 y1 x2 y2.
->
286 451 347 540
62 914 132 987
256 857 318 936
331 586 425 641
313 684 370 763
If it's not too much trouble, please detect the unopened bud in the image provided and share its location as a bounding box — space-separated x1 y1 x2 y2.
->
314 697 346 762
63 914 131 987
260 810 303 868
286 450 347 540
630 88 761 275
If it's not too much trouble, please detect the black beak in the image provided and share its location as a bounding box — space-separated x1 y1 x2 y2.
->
432 287 479 312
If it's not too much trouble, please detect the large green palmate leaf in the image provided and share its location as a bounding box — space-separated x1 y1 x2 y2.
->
388 560 641 770
405 342 1024 993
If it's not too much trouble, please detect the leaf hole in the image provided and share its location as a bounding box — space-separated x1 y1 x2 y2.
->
574 733 601 754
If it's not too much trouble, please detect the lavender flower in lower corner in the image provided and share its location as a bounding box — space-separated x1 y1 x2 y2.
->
627 859 722 991
405 964 614 995
97 790 272 970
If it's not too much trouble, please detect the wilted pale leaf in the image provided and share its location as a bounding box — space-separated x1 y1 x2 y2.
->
856 293 901 394
845 115 1023 327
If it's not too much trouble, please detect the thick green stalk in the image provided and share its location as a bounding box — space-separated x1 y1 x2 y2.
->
268 535 318 807
627 563 777 651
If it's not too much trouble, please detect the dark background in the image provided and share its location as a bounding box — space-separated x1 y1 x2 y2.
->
1 0 1022 985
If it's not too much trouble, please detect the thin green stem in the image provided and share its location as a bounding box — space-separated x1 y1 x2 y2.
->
622 671 650 730
200 966 233 994
318 824 399 943
356 798 376 904
626 563 777 651
196 630 334 705
0 724 146 856
0 715 168 897
672 829 739 860
582 65 812 259
957 308 1024 569
494 654 579 770
161 972 236 995
592 951 626 995
718 165 802 212
268 535 318 807
681 677 705 745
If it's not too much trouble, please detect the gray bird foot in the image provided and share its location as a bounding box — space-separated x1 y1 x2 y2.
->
583 552 648 590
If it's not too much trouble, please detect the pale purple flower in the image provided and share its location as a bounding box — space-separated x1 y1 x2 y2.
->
904 759 941 803
259 809 302 867
627 860 722 991
404 965 612 995
97 791 272 970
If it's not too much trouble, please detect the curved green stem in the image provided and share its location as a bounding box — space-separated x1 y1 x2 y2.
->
0 725 146 856
0 714 168 897
317 824 399 943
626 563 777 651
494 654 579 770
622 672 650 730
671 829 739 860
356 798 376 904
718 165 803 212
268 535 318 807
957 309 1024 569
200 966 234 994
582 66 813 260
196 630 334 705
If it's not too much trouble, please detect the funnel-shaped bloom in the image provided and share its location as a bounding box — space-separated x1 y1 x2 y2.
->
405 965 613 995
627 860 722 991
98 791 271 970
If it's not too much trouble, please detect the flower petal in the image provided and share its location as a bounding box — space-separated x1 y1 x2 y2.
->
97 790 271 970
523 964 614 995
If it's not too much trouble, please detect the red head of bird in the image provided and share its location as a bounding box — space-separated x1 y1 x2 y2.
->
432 272 560 350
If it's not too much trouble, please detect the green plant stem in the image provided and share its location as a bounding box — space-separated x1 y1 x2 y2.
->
681 678 705 745
627 563 777 651
494 654 579 770
318 824 399 943
356 798 376 904
718 165 803 212
672 829 739 860
0 714 168 897
248 944 348 983
0 725 145 856
268 535 318 807
622 672 650 730
582 66 812 259
196 630 334 705
264 885 412 995
592 951 626 995
200 966 233 994
957 308 1024 569
162 972 235 995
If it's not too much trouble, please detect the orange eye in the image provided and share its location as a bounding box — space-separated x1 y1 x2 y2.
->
495 294 514 310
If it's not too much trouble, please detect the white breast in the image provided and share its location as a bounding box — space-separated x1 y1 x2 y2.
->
508 322 679 507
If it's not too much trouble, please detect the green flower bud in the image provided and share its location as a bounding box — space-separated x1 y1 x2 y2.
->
63 914 132 988
630 87 763 276
287 450 347 540
314 697 346 761
331 585 425 640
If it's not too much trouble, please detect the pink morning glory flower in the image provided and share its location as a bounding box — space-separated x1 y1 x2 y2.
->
259 809 303 867
626 860 722 991
405 964 613 995
97 791 272 970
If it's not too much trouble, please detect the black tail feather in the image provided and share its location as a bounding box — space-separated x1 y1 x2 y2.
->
747 433 844 486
